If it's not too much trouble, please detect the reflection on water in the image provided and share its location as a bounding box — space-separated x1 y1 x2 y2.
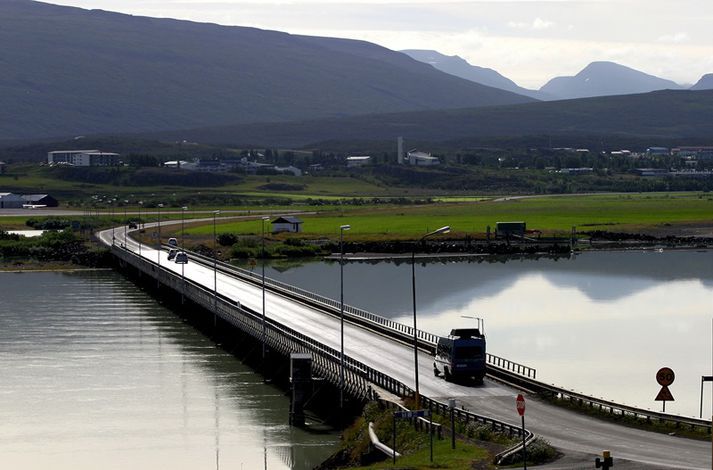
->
0 271 338 470
260 250 713 418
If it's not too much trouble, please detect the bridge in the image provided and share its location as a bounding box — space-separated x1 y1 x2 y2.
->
98 220 710 469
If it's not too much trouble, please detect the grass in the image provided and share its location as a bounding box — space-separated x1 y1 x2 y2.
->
351 439 492 470
183 192 713 240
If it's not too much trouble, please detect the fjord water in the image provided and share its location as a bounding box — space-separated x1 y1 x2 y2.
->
0 271 338 470
264 250 713 418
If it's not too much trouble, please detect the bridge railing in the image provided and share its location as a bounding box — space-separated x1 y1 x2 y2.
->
113 245 535 442
185 249 536 379
169 248 713 433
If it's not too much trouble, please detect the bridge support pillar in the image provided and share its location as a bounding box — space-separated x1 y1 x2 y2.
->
289 353 313 426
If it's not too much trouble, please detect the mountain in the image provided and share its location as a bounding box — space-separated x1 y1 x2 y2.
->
401 49 546 100
691 74 713 90
0 0 534 141
540 62 684 100
140 90 713 147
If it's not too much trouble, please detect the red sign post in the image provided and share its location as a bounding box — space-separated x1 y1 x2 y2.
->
655 367 675 412
516 394 527 469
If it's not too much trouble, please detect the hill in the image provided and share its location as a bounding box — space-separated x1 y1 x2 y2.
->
0 0 533 141
540 62 684 99
691 74 713 90
400 49 546 100
139 89 713 147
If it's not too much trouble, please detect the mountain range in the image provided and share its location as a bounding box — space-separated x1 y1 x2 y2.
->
0 0 532 141
142 89 713 148
403 51 711 100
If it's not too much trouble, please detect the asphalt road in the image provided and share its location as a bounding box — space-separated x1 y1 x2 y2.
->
99 225 711 469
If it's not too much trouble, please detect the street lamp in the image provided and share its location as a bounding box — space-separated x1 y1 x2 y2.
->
261 216 270 371
339 224 351 409
123 200 128 249
181 206 188 299
138 201 143 257
111 202 115 246
213 210 220 325
157 203 164 267
412 225 450 408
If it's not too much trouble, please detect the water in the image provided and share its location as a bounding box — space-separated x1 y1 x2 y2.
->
257 250 713 418
0 270 339 470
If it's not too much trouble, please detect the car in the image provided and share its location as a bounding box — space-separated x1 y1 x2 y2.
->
167 237 178 247
167 249 177 261
128 221 138 229
174 251 188 264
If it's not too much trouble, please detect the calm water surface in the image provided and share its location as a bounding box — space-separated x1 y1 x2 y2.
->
260 250 713 418
0 271 338 470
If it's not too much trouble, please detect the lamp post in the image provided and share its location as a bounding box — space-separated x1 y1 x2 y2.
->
339 224 351 409
213 210 220 325
157 203 164 266
138 201 143 257
261 216 270 371
111 203 115 246
181 206 188 299
123 200 128 249
411 225 450 408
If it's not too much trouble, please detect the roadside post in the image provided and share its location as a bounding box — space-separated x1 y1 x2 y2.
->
655 367 675 412
449 398 456 450
699 375 713 418
595 450 614 469
516 394 527 469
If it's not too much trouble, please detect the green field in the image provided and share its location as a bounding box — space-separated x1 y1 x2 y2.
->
184 192 713 239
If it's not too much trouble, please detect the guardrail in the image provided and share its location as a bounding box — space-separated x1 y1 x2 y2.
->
113 245 535 448
178 248 537 380
175 248 712 433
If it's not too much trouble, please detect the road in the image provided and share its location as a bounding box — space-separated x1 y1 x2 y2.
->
99 225 711 469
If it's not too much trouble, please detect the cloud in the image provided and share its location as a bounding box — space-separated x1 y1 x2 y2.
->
657 32 691 43
508 17 555 30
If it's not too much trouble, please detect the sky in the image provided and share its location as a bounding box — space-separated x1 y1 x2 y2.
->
45 0 713 89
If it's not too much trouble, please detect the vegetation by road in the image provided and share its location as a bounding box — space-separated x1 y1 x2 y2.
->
318 401 557 469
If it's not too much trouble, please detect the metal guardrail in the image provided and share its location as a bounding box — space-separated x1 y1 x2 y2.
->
113 245 534 443
177 248 712 433
179 248 537 380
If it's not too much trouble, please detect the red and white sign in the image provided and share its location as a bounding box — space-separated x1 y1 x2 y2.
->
516 394 526 416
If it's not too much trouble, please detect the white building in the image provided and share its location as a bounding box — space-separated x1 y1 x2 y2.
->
271 216 303 233
407 150 440 166
48 150 121 166
0 192 25 208
346 156 371 168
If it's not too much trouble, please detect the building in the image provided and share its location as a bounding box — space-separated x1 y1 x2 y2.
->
164 160 198 170
48 150 121 166
407 150 440 166
672 147 713 161
558 167 594 175
0 162 6 174
0 193 25 208
346 156 371 168
22 194 59 207
397 136 404 164
271 216 303 233
646 147 670 156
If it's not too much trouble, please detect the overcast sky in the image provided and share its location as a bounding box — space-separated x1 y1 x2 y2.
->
46 0 713 89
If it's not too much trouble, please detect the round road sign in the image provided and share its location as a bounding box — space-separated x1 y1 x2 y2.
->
516 394 526 416
656 367 675 386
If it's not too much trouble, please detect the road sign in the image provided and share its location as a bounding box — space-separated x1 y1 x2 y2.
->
655 386 674 402
656 367 675 386
516 394 526 416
